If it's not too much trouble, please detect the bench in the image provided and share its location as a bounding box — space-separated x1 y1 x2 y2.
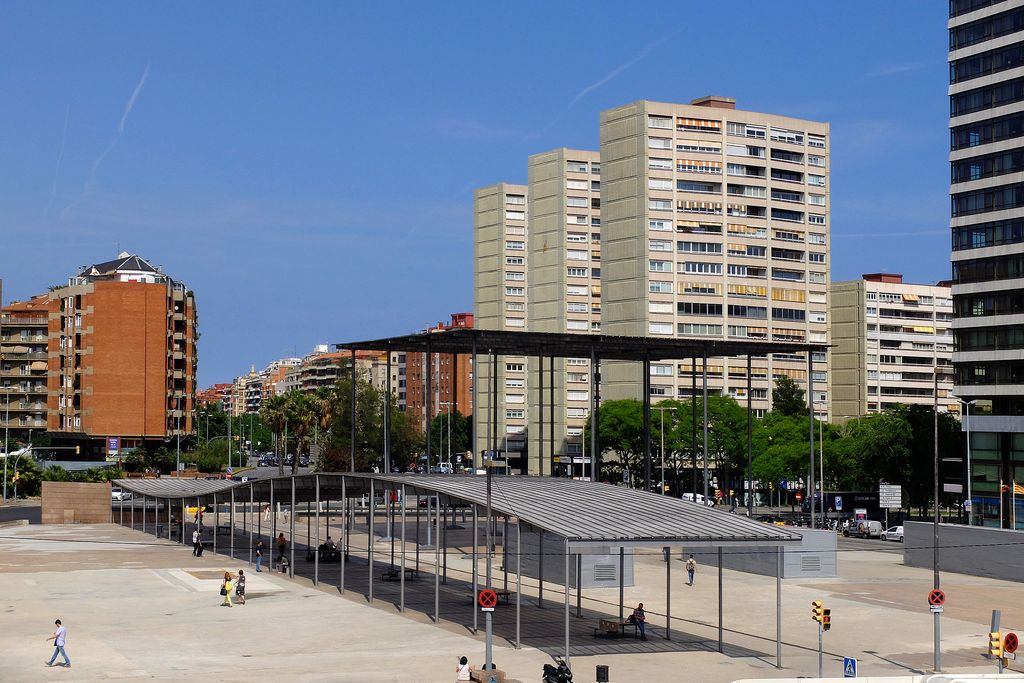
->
470 668 506 683
592 618 639 639
305 547 343 562
380 567 419 582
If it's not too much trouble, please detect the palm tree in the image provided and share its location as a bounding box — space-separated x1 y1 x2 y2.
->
311 386 337 470
260 394 288 476
284 391 317 475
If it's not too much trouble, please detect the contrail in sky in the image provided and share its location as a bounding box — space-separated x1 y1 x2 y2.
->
43 104 71 222
62 63 150 219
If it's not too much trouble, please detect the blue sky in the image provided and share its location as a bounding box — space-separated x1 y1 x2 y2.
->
0 2 950 385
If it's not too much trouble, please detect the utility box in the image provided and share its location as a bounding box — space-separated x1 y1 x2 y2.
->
506 530 634 589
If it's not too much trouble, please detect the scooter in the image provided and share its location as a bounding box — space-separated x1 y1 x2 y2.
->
542 659 573 683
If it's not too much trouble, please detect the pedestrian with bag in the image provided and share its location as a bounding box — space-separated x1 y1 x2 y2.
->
220 571 234 607
686 554 697 586
44 618 71 668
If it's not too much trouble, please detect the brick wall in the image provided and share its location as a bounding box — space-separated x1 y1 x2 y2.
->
41 481 111 524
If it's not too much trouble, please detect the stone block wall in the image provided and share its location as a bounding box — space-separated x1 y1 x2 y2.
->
41 481 111 524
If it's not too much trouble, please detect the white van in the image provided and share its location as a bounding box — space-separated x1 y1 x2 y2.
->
681 492 714 506
843 520 883 538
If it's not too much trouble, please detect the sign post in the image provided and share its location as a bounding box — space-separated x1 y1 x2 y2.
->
479 588 497 672
880 483 902 529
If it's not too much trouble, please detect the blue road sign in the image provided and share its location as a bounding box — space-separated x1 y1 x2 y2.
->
843 657 857 678
835 495 843 511
779 479 788 490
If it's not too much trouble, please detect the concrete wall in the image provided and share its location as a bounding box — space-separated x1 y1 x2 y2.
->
508 531 635 590
42 481 111 524
905 521 1024 582
686 529 837 579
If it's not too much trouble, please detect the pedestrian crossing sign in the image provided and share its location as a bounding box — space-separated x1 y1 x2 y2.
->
843 657 857 678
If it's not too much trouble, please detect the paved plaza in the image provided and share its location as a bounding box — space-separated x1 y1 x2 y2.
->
1 513 1023 682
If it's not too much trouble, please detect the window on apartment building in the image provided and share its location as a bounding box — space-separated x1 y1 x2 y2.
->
505 318 525 328
648 115 673 129
772 189 804 203
808 214 825 225
771 208 804 223
678 323 722 336
506 211 525 221
567 160 588 172
567 267 587 277
566 320 588 331
808 135 826 148
650 199 673 211
566 196 587 207
677 241 722 254
506 194 525 205
505 271 525 281
809 272 826 284
808 155 826 167
567 390 589 401
649 301 673 314
807 174 826 187
649 157 673 170
680 281 721 295
567 250 588 261
505 287 524 296
649 177 672 190
649 137 672 149
678 181 720 194
728 304 767 319
506 410 524 419
566 179 588 190
505 256 524 265
649 239 672 252
566 232 588 243
770 127 804 144
568 214 587 225
649 219 671 231
678 302 723 316
649 322 673 335
566 285 587 295
682 262 722 274
809 252 826 263
505 240 524 250
809 312 827 324
649 281 673 293
506 379 525 388
567 407 588 419
808 194 826 206
567 302 587 313
506 302 525 312
567 372 588 383
506 363 524 372
650 364 673 376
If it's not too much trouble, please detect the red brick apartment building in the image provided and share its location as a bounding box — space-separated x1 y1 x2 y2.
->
405 313 474 432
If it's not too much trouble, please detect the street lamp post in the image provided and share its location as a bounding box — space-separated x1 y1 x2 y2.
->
439 401 453 467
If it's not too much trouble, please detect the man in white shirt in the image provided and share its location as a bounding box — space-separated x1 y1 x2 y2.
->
192 528 200 556
45 619 70 668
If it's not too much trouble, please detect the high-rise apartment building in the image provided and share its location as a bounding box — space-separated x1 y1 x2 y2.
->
405 313 474 434
948 0 1024 522
0 294 51 446
473 183 530 466
44 253 197 457
526 149 601 474
599 98 830 417
830 274 956 419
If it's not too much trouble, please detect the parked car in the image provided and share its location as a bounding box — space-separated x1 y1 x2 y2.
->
111 487 132 502
298 454 310 468
843 520 883 538
882 525 904 542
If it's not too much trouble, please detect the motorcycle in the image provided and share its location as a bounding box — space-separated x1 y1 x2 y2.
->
542 659 573 683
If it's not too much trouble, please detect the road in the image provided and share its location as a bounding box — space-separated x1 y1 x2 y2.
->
0 502 40 524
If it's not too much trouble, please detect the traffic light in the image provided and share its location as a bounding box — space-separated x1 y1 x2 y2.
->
990 631 1003 658
811 600 824 623
75 446 80 455
822 608 831 631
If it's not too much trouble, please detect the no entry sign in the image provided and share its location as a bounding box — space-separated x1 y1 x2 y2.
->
478 588 498 610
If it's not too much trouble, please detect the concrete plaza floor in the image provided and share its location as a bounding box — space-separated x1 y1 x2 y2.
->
1 515 1023 682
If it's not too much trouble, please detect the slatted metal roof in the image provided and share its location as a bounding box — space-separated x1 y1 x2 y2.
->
337 328 826 361
116 474 798 550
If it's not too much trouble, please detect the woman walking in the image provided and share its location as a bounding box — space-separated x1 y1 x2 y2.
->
235 569 246 605
220 572 234 607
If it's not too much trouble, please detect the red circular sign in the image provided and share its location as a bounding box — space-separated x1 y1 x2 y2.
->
478 589 498 609
795 493 803 502
1005 633 1018 654
928 589 945 606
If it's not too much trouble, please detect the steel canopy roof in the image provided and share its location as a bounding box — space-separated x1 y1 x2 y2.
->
116 474 799 550
336 328 826 361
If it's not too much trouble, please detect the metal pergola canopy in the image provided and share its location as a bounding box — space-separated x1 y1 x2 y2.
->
336 328 827 361
115 474 799 550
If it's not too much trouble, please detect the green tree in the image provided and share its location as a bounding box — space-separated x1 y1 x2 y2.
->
428 410 471 462
772 375 806 417
260 394 289 474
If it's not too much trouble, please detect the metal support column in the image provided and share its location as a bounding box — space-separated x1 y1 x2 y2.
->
618 546 624 623
549 356 555 476
350 349 357 472
270 481 276 572
644 353 652 490
807 352 816 528
747 354 754 514
434 494 440 623
472 505 478 634
400 484 406 613
471 340 478 469
213 494 217 555
538 531 544 608
538 355 544 475
564 539 571 669
490 353 498 463
230 489 235 559
180 498 185 545
289 477 295 577
515 520 521 649
314 475 320 586
368 479 375 602
141 495 146 534
576 554 582 618
385 345 392 474
167 497 172 540
425 341 432 470
503 518 509 591
776 546 783 668
589 344 598 480
340 477 347 594
665 547 671 640
691 357 698 499
718 547 724 653
703 349 710 502
248 486 254 566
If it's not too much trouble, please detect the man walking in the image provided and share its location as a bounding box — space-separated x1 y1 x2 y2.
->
45 619 70 668
686 554 697 586
255 540 264 572
192 527 200 556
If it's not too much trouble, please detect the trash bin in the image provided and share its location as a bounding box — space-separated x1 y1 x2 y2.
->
596 664 610 682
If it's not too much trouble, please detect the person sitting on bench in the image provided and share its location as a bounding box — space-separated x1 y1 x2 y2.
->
323 535 337 550
629 603 647 641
